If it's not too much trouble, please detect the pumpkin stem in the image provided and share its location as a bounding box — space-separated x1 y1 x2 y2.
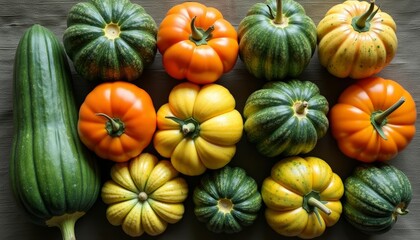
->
395 207 409 216
96 113 125 137
272 0 285 25
294 101 308 116
307 197 332 215
138 192 148 201
303 192 331 226
353 0 379 32
190 16 214 46
371 97 405 140
166 116 201 139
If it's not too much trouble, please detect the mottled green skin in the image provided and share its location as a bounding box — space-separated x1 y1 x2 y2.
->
193 166 262 233
344 163 412 234
243 80 329 157
238 0 317 81
63 0 157 82
10 24 100 225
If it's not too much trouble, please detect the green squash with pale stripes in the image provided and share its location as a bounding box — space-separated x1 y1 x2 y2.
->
344 163 412 234
243 80 329 157
63 0 157 82
193 166 262 233
10 24 100 239
238 0 317 81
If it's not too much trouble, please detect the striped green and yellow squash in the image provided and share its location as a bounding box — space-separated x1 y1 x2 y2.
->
63 0 157 82
344 163 412 234
243 80 329 157
238 0 317 81
193 166 262 233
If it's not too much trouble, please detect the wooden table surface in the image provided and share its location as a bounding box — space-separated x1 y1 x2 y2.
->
1 0 419 239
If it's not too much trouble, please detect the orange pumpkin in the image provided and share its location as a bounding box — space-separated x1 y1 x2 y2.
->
78 81 156 162
157 2 238 84
330 77 416 162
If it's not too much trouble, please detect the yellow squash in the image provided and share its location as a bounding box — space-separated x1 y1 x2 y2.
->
153 82 243 176
317 0 397 79
262 156 344 239
101 153 188 237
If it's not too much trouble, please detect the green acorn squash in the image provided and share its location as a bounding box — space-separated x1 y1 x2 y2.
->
10 24 100 240
63 0 157 82
193 166 262 233
343 163 412 234
243 80 329 157
238 0 317 81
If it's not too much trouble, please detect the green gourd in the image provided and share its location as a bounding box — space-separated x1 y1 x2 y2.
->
343 163 412 234
193 166 262 233
238 0 317 81
10 24 100 240
243 80 329 157
63 0 157 82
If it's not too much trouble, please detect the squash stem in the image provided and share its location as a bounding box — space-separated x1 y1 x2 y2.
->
166 116 201 139
190 16 214 45
46 212 85 240
273 0 284 25
308 197 332 215
96 113 125 137
294 101 308 116
372 97 405 140
353 0 379 31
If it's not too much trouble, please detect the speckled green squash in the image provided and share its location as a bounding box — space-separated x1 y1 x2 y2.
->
193 166 262 233
243 80 329 157
63 0 157 82
238 0 317 81
344 163 412 234
10 24 100 239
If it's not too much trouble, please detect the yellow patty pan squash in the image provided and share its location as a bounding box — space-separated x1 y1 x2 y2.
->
317 0 397 79
262 156 344 239
153 82 243 176
101 153 188 237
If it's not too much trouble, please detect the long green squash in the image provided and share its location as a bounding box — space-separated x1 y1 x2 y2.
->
10 24 100 240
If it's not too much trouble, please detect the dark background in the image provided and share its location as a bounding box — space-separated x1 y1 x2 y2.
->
1 0 419 239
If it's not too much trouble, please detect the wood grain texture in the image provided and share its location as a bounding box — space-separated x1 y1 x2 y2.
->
0 0 419 239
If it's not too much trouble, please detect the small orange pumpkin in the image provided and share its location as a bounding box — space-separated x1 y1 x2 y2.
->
330 76 416 162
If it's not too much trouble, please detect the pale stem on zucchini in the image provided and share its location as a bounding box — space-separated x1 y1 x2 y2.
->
371 97 405 140
166 116 201 139
46 212 85 240
352 0 380 32
190 16 214 46
96 113 125 137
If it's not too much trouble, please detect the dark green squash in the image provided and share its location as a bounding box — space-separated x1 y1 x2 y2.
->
193 166 262 233
238 0 317 81
343 163 412 234
63 0 157 82
10 24 100 240
243 80 329 157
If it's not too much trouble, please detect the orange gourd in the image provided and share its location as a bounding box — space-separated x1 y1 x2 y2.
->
330 77 416 162
78 81 156 162
157 2 238 84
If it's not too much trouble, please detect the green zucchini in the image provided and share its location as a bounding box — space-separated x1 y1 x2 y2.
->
10 24 100 240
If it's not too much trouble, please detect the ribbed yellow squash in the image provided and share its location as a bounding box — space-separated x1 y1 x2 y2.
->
262 156 344 239
317 0 397 79
153 82 243 176
101 153 188 237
